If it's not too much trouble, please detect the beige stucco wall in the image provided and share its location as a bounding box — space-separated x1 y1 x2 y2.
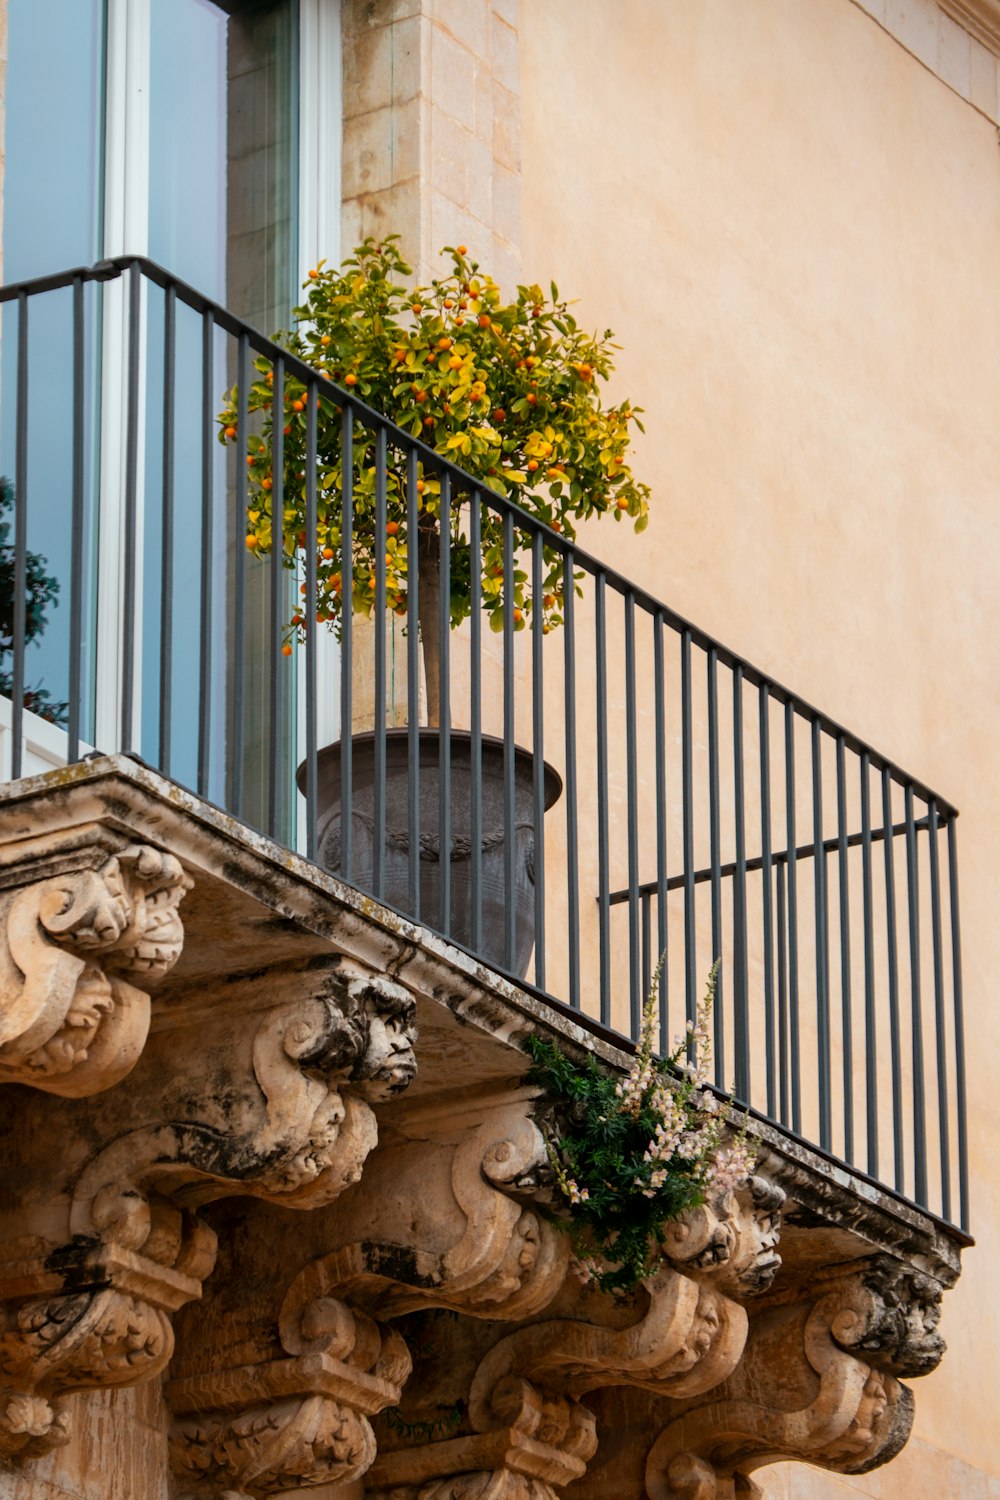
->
518 0 1000 1494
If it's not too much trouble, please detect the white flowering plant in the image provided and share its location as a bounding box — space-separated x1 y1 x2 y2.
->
522 962 756 1294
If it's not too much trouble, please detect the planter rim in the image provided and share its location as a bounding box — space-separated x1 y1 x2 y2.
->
297 727 563 811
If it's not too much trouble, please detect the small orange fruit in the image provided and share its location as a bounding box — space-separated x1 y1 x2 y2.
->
224 425 237 440
282 643 293 656
344 373 357 387
322 545 335 560
457 244 467 254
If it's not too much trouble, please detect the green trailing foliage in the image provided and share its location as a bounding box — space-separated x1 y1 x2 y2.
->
523 962 756 1295
0 476 68 728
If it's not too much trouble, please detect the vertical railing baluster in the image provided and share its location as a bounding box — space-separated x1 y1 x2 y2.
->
339 404 354 884
563 548 580 1008
438 471 452 936
595 575 611 1023
733 664 749 1102
267 357 285 839
947 817 969 1232
469 492 482 949
927 800 950 1223
681 630 696 1030
642 893 652 1005
882 767 904 1195
625 590 640 1036
759 684 775 1119
373 424 387 901
121 265 141 755
232 332 250 815
304 385 318 860
777 858 789 1125
197 311 214 798
502 507 516 972
653 611 669 1054
784 701 801 1134
861 751 878 1179
68 279 86 765
905 785 927 1207
531 529 546 991
406 449 421 920
159 282 176 775
11 292 28 779
707 648 724 1081
836 734 854 1164
812 719 831 1151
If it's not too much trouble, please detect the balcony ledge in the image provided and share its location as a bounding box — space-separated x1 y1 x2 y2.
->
0 756 966 1497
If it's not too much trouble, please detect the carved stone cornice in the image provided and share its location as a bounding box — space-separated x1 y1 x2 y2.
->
0 842 189 1095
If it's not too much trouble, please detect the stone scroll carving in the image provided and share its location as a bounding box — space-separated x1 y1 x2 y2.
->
467 1270 748 1420
0 844 190 1095
169 1295 411 1498
278 1098 569 1326
0 966 418 1467
643 1272 921 1498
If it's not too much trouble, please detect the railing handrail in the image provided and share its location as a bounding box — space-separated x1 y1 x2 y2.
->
0 253 960 821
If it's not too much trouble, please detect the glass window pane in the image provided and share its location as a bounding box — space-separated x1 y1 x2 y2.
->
3 0 105 282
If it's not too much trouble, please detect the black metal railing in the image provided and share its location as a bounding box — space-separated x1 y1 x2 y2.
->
0 257 968 1232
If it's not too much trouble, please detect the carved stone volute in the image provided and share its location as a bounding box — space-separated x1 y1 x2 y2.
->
0 843 190 1095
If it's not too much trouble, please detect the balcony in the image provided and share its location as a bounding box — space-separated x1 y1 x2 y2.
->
0 257 970 1498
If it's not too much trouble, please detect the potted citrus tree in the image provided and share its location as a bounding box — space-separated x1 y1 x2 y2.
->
219 237 650 973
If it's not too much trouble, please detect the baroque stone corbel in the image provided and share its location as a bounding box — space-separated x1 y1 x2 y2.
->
643 1271 918 1498
465 1266 747 1412
660 1176 785 1298
0 964 418 1463
281 1095 569 1323
0 842 189 1095
169 1294 411 1498
365 1176 784 1500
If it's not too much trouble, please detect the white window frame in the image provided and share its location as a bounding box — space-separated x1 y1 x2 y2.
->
5 0 345 809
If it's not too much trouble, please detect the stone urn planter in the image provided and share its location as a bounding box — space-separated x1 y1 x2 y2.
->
299 729 562 979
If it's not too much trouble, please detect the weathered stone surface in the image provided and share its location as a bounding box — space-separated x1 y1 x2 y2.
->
0 759 968 1497
0 841 188 1096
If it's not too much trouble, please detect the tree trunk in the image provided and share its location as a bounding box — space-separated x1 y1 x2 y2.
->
417 518 441 729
